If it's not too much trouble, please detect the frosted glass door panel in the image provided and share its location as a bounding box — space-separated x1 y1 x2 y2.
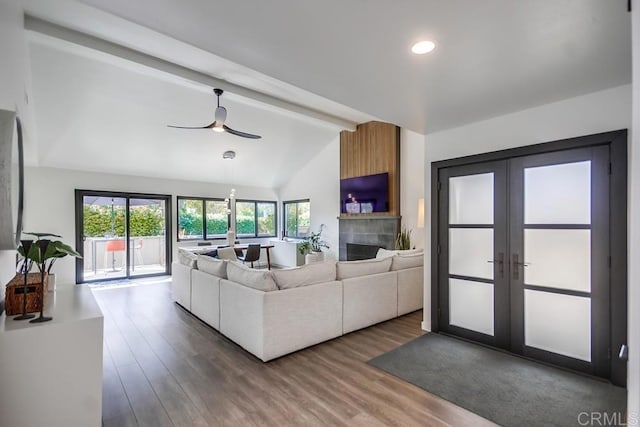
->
449 173 494 225
450 279 494 336
524 161 591 224
524 290 591 361
524 229 591 292
449 228 494 279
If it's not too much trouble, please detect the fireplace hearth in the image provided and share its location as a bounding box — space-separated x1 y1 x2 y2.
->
346 243 382 261
338 216 399 261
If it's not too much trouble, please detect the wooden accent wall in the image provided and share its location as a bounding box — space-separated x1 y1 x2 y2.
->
340 121 401 216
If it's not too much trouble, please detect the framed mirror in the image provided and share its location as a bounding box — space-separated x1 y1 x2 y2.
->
0 110 24 249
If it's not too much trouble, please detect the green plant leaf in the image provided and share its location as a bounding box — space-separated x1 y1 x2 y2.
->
17 234 82 269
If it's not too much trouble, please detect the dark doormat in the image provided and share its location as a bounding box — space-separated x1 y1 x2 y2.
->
368 333 626 427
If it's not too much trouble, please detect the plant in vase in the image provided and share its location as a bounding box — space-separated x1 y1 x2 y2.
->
298 224 329 264
18 232 82 295
395 227 413 250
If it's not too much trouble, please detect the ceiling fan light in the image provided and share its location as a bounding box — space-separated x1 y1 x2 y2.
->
212 125 224 133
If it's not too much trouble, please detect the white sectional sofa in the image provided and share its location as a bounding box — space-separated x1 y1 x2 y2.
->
171 248 423 361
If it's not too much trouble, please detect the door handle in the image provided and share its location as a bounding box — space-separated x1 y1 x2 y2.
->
512 254 529 280
619 344 629 361
487 252 504 278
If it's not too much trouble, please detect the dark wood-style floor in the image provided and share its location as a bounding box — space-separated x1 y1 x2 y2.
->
95 281 494 426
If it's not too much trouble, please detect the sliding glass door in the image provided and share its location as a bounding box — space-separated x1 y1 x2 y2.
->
75 190 171 283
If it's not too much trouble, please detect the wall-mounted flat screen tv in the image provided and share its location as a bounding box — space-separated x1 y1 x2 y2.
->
340 172 389 214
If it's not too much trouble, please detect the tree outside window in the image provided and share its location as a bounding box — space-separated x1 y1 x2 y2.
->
206 200 229 238
178 197 229 240
178 198 204 239
235 200 277 238
257 202 276 236
236 201 256 236
283 200 310 238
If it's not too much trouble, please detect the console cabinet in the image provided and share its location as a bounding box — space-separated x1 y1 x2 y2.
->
269 239 305 267
0 285 104 426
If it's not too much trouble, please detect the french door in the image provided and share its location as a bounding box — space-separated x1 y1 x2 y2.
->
435 133 627 385
75 190 172 283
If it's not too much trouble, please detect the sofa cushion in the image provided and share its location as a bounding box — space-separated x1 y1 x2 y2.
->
196 255 228 278
226 261 277 292
336 257 392 280
272 262 337 290
391 253 424 271
376 248 423 259
177 250 198 268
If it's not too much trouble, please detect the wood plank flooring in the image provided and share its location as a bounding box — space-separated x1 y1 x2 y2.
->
94 281 495 426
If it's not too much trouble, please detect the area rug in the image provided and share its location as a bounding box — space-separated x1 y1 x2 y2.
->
368 333 626 426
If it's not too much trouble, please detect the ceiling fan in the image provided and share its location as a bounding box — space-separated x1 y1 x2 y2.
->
168 88 261 139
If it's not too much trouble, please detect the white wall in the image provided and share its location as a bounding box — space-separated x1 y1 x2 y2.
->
400 129 425 249
22 166 278 285
276 136 341 260
629 3 640 418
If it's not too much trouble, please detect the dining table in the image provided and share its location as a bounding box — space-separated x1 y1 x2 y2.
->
179 243 275 269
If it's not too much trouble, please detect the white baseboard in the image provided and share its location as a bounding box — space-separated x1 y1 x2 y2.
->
421 321 431 332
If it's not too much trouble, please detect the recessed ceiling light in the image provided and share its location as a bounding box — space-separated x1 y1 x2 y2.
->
411 40 436 55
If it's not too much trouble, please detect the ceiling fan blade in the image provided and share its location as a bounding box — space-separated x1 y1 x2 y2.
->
167 121 216 129
223 124 262 139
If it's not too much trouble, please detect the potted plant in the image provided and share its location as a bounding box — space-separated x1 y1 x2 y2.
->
395 227 412 250
18 232 82 292
298 224 330 264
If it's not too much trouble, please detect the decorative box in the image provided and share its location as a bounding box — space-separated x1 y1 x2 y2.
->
4 273 49 316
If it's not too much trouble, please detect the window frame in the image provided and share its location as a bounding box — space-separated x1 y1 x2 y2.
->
283 199 311 239
176 196 229 241
235 199 278 238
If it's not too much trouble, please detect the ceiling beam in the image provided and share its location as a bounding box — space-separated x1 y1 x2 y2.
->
24 15 358 131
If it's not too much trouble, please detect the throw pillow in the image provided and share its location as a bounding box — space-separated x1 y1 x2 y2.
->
336 257 392 280
226 261 277 292
177 250 198 268
272 262 337 290
391 253 424 271
376 248 397 259
196 255 227 278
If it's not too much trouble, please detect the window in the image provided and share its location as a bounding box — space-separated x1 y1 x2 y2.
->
206 200 229 238
177 197 228 240
257 202 276 236
235 201 256 237
283 199 310 238
235 200 277 238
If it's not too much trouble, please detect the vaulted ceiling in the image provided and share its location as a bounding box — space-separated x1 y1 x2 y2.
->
21 0 631 187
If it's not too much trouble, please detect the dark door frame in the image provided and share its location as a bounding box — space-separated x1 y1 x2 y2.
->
74 189 173 284
430 129 628 386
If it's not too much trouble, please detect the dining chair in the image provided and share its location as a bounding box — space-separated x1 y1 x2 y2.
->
104 239 126 271
217 247 238 261
238 244 261 268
